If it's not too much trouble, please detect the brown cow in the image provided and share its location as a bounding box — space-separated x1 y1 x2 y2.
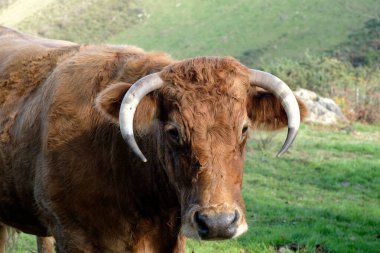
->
0 26 306 253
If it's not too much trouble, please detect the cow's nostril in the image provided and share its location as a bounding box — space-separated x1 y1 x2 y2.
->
194 211 209 236
193 210 240 240
232 210 240 225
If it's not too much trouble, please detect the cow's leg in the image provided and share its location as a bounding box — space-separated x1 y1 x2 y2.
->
55 241 93 253
0 224 7 253
53 230 93 253
37 236 55 253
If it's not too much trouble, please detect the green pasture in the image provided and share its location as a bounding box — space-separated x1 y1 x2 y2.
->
108 0 380 63
1 0 379 63
8 123 380 253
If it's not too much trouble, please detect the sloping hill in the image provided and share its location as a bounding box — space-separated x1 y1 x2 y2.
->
1 0 143 43
1 0 379 63
0 0 54 27
108 0 380 63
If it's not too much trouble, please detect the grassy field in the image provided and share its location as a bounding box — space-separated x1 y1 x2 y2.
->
108 0 380 62
7 123 380 253
1 0 379 63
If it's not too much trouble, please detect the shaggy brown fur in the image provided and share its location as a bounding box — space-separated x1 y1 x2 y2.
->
0 26 306 253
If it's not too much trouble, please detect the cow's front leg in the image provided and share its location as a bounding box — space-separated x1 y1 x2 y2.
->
55 239 94 253
53 228 95 253
133 229 187 253
0 223 7 253
37 236 55 253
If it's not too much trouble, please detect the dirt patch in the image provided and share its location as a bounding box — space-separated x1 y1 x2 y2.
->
276 243 304 253
275 243 330 253
315 244 330 253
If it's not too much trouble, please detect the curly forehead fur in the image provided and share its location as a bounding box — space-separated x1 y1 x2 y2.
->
159 56 251 101
157 57 251 163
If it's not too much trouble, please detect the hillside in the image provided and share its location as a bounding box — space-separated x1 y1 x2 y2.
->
0 0 143 43
1 0 379 63
108 0 380 63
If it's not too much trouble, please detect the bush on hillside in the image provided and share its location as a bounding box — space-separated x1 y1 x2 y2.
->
261 55 380 123
332 18 380 67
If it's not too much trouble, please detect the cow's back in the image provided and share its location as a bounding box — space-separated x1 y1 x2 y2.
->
0 26 78 106
0 26 79 235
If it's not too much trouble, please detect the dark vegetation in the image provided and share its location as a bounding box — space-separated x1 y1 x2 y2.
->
332 18 380 67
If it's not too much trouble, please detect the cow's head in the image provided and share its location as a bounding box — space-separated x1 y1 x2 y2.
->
96 57 306 240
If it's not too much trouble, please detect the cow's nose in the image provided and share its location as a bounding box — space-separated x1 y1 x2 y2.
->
194 210 239 239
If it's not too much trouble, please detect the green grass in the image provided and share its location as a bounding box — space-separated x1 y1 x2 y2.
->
6 233 35 253
7 123 380 253
1 0 380 63
107 0 380 63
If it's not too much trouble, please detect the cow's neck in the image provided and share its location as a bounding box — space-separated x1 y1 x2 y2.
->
110 129 179 213
106 126 183 251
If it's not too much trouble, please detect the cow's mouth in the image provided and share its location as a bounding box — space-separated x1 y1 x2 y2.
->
181 204 248 240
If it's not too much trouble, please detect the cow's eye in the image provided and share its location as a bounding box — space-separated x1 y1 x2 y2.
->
242 125 249 135
167 127 181 144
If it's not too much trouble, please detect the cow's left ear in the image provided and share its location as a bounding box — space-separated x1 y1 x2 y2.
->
95 82 157 129
247 91 307 131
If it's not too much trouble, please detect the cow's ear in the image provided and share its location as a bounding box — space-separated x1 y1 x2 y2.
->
247 91 307 131
95 82 157 129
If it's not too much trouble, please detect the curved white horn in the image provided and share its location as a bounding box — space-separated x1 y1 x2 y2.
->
119 73 164 162
249 69 300 157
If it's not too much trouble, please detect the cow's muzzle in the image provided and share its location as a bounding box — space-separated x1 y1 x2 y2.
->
194 210 239 240
181 205 248 240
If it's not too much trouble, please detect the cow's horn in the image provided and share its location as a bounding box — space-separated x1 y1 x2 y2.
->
119 73 164 162
249 69 300 157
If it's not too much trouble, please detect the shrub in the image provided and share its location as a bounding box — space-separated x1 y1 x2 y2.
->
332 18 380 67
260 55 380 123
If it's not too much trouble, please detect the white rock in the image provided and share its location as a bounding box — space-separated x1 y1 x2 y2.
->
294 88 348 125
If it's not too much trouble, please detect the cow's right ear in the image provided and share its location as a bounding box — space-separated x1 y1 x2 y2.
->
95 82 157 129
